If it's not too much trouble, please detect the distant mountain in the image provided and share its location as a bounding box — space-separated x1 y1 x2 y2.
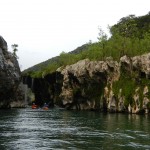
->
22 43 90 74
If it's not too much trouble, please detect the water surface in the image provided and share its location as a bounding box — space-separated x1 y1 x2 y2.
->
0 108 149 150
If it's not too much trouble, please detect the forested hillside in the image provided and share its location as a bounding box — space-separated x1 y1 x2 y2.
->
23 12 150 78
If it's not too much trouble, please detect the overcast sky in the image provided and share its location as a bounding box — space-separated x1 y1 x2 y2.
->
0 0 150 70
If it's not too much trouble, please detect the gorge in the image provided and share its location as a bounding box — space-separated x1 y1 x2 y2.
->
1 13 150 114
23 53 150 114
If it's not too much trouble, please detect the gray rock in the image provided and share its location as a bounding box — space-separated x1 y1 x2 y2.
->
0 35 7 51
59 53 150 113
0 35 24 108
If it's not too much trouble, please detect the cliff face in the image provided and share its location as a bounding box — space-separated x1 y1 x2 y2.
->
23 53 150 114
0 36 24 108
59 58 119 110
58 54 150 113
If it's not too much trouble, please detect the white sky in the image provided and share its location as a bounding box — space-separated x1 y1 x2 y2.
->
0 0 150 70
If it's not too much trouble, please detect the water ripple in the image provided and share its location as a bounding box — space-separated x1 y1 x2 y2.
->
0 109 149 150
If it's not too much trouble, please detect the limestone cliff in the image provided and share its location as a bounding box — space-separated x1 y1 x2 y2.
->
58 54 150 113
0 36 24 108
23 53 150 114
59 58 119 110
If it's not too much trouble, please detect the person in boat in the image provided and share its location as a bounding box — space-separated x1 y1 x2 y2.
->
43 103 49 110
44 103 48 107
32 102 38 109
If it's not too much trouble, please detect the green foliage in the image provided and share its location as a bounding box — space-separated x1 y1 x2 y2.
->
110 13 150 39
58 52 79 66
42 62 60 77
23 12 150 79
113 71 150 108
110 15 138 38
28 71 43 78
11 44 19 58
113 74 136 107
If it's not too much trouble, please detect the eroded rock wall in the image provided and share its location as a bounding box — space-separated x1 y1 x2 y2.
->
59 58 119 110
23 72 63 107
0 36 24 108
24 53 150 113
58 54 150 113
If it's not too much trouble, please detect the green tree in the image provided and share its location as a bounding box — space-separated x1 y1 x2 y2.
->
110 15 137 38
97 27 107 43
97 27 108 58
11 44 18 58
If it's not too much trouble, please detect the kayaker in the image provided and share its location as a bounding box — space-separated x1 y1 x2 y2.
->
43 103 49 110
32 102 38 109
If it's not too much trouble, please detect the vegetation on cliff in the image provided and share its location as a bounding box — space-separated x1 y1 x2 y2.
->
22 12 150 113
23 12 150 78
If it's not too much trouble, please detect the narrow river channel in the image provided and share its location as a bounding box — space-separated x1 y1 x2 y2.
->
0 108 149 150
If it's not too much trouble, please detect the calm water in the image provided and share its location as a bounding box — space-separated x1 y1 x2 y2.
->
0 108 150 150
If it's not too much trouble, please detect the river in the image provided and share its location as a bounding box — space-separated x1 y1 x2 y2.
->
0 108 149 150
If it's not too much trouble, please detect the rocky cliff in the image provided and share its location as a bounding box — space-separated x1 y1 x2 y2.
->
23 53 150 114
61 54 150 113
0 36 24 108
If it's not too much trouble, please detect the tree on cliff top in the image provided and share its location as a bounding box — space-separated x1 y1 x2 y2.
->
11 44 18 59
110 13 150 39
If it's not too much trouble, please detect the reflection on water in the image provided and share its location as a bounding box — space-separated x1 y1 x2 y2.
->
0 108 150 150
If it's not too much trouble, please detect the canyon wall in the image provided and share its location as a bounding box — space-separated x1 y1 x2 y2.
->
23 53 150 113
0 36 24 108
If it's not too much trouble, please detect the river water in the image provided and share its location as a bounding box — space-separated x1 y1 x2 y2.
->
0 108 149 150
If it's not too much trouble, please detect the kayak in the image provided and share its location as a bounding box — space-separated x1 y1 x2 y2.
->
32 104 38 109
43 106 49 110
